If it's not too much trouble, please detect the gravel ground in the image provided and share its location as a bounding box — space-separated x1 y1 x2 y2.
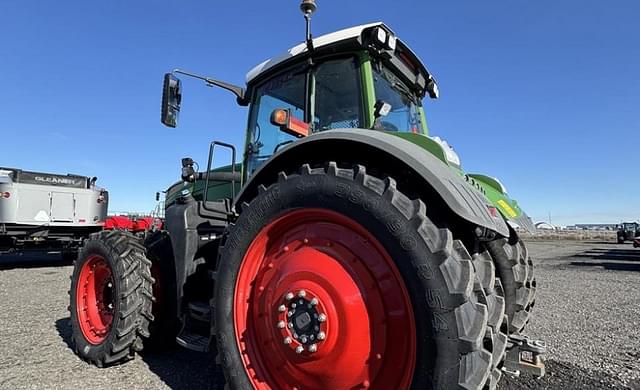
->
1 241 639 390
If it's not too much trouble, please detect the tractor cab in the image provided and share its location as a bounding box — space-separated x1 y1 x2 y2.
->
241 23 438 174
162 22 440 177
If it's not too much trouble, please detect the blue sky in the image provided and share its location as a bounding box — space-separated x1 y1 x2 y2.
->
1 1 638 225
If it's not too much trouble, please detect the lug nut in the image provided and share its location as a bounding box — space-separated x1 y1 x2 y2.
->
288 322 294 329
295 345 304 354
284 337 292 345
308 344 318 353
318 313 326 322
317 331 326 340
310 298 318 306
285 292 294 301
300 335 308 343
288 311 294 317
292 303 297 308
277 321 286 329
278 304 286 312
298 290 306 298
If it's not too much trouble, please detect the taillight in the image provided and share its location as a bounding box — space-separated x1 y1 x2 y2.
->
1 192 10 199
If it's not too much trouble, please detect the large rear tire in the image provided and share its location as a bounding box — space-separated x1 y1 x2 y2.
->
69 230 153 367
214 163 496 389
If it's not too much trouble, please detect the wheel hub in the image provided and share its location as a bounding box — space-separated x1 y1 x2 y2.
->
277 290 326 354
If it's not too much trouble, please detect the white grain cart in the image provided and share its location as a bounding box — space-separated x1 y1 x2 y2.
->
0 167 108 255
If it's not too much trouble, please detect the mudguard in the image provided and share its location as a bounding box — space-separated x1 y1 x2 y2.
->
236 129 510 237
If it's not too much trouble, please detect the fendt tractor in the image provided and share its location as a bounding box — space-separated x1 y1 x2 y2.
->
68 2 544 389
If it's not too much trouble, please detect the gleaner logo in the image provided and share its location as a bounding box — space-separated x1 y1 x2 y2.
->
35 176 81 186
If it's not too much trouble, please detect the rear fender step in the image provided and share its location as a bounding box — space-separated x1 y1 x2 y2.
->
502 334 546 378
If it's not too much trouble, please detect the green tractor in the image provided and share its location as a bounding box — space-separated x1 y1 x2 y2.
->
68 2 544 388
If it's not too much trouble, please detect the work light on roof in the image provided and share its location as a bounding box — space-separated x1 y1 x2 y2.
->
386 35 397 51
375 27 387 46
371 26 397 53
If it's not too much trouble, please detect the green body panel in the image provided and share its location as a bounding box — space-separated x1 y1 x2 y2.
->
389 132 525 222
165 164 242 206
467 174 524 220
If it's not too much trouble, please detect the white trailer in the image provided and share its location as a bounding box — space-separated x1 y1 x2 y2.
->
0 167 108 252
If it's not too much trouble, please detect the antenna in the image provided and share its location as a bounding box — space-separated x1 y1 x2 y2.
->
300 0 317 51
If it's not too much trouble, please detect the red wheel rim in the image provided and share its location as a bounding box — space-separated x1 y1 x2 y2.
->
234 208 416 389
76 255 114 344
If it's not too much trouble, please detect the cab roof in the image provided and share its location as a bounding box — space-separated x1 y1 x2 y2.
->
245 22 430 86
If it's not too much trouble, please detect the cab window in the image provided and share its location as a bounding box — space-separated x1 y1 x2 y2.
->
246 57 362 174
372 63 425 134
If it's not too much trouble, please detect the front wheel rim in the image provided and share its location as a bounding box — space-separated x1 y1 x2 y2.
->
233 208 416 389
76 255 114 344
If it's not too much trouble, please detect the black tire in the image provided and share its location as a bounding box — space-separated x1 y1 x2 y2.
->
142 231 179 350
69 230 153 367
471 249 508 388
486 237 536 334
214 162 495 389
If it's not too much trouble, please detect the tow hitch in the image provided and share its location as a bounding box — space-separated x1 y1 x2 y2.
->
502 334 547 378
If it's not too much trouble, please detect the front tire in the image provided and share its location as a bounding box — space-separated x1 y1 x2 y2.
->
69 230 153 367
214 163 495 389
486 237 536 333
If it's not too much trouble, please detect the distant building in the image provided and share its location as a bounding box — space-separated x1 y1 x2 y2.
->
574 224 618 231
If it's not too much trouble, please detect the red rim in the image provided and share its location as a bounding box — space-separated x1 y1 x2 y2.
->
76 255 114 344
234 208 416 389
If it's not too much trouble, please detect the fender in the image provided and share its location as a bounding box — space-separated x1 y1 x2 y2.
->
236 129 510 237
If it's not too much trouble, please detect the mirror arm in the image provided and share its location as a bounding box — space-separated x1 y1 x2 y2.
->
172 69 246 102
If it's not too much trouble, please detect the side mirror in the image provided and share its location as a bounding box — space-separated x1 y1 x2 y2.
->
161 73 182 128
